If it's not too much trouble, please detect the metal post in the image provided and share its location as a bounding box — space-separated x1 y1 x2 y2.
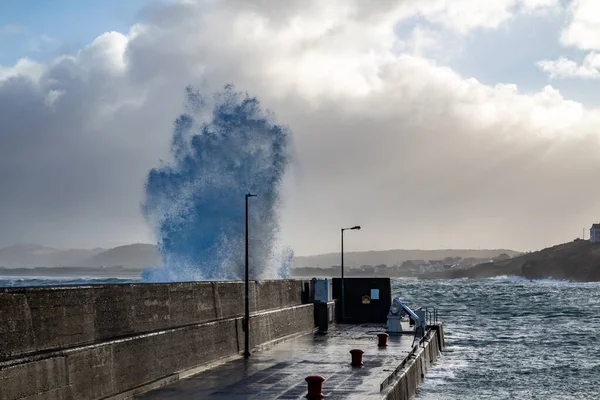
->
341 228 345 322
244 193 256 358
340 225 360 323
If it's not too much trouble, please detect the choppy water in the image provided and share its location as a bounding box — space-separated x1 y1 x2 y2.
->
394 277 600 400
0 277 140 287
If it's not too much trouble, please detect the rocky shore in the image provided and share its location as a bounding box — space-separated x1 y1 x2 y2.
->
422 239 600 282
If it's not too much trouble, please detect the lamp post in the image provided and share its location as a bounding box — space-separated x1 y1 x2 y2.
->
341 225 361 321
245 193 257 358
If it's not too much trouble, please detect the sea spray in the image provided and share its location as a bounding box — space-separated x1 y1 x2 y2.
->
142 85 293 281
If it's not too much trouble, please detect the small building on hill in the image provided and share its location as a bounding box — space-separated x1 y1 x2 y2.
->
591 224 600 243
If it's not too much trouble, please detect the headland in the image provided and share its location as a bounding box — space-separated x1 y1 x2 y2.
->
423 239 600 282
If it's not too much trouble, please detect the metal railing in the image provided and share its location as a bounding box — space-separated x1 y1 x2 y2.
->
416 306 439 325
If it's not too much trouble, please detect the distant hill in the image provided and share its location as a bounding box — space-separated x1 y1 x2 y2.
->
0 244 105 268
0 243 522 272
86 244 161 269
293 248 521 269
425 239 600 282
0 243 160 269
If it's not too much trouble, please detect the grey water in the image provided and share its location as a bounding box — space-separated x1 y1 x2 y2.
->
2 276 599 399
396 277 600 400
0 277 139 287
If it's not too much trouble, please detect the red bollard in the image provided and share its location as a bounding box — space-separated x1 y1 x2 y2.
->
305 375 325 399
377 333 389 347
350 349 364 366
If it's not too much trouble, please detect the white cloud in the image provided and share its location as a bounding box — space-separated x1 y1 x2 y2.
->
396 0 559 34
77 32 129 74
561 0 600 50
538 0 600 81
44 89 64 107
0 58 44 82
538 52 600 79
0 0 598 254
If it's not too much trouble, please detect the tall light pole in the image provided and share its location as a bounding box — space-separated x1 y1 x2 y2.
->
341 225 361 321
245 193 256 358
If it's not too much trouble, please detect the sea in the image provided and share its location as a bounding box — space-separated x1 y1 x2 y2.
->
396 277 600 400
2 276 599 399
0 277 140 287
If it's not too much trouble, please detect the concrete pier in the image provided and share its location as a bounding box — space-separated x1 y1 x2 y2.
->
0 279 445 400
0 280 315 400
136 323 444 399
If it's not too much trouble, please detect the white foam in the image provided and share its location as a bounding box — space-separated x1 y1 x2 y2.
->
487 275 600 286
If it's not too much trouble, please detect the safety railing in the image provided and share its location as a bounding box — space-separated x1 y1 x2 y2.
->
416 306 438 325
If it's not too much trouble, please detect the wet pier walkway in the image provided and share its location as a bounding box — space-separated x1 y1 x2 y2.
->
136 324 416 400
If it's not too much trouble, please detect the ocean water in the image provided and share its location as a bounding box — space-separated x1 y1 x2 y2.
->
395 277 600 400
2 276 599 399
0 277 140 287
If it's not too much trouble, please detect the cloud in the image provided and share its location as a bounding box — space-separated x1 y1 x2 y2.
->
537 1 600 81
395 0 559 34
561 0 600 51
0 0 598 255
0 58 44 82
538 53 600 79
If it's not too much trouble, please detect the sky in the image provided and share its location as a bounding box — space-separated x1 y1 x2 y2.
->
0 0 161 64
1 0 600 255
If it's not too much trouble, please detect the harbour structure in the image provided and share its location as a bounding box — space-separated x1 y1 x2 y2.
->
0 278 444 400
590 223 600 243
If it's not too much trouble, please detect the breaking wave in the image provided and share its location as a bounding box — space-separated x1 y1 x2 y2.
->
142 85 293 282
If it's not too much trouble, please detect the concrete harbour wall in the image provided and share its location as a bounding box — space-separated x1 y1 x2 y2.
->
0 280 314 400
382 323 445 400
0 280 304 361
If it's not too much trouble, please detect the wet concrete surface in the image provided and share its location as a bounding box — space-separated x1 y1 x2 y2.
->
136 324 416 399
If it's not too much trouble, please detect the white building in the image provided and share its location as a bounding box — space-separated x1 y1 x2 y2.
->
590 224 600 243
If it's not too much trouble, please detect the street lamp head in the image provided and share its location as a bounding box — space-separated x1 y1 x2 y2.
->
351 226 361 230
246 193 257 198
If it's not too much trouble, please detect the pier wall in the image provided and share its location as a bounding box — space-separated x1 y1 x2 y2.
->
0 280 314 400
382 323 446 400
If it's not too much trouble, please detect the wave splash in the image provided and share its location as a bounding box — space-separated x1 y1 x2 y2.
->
488 275 600 286
142 85 293 282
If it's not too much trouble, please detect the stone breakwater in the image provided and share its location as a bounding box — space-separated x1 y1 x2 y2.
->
0 280 315 400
